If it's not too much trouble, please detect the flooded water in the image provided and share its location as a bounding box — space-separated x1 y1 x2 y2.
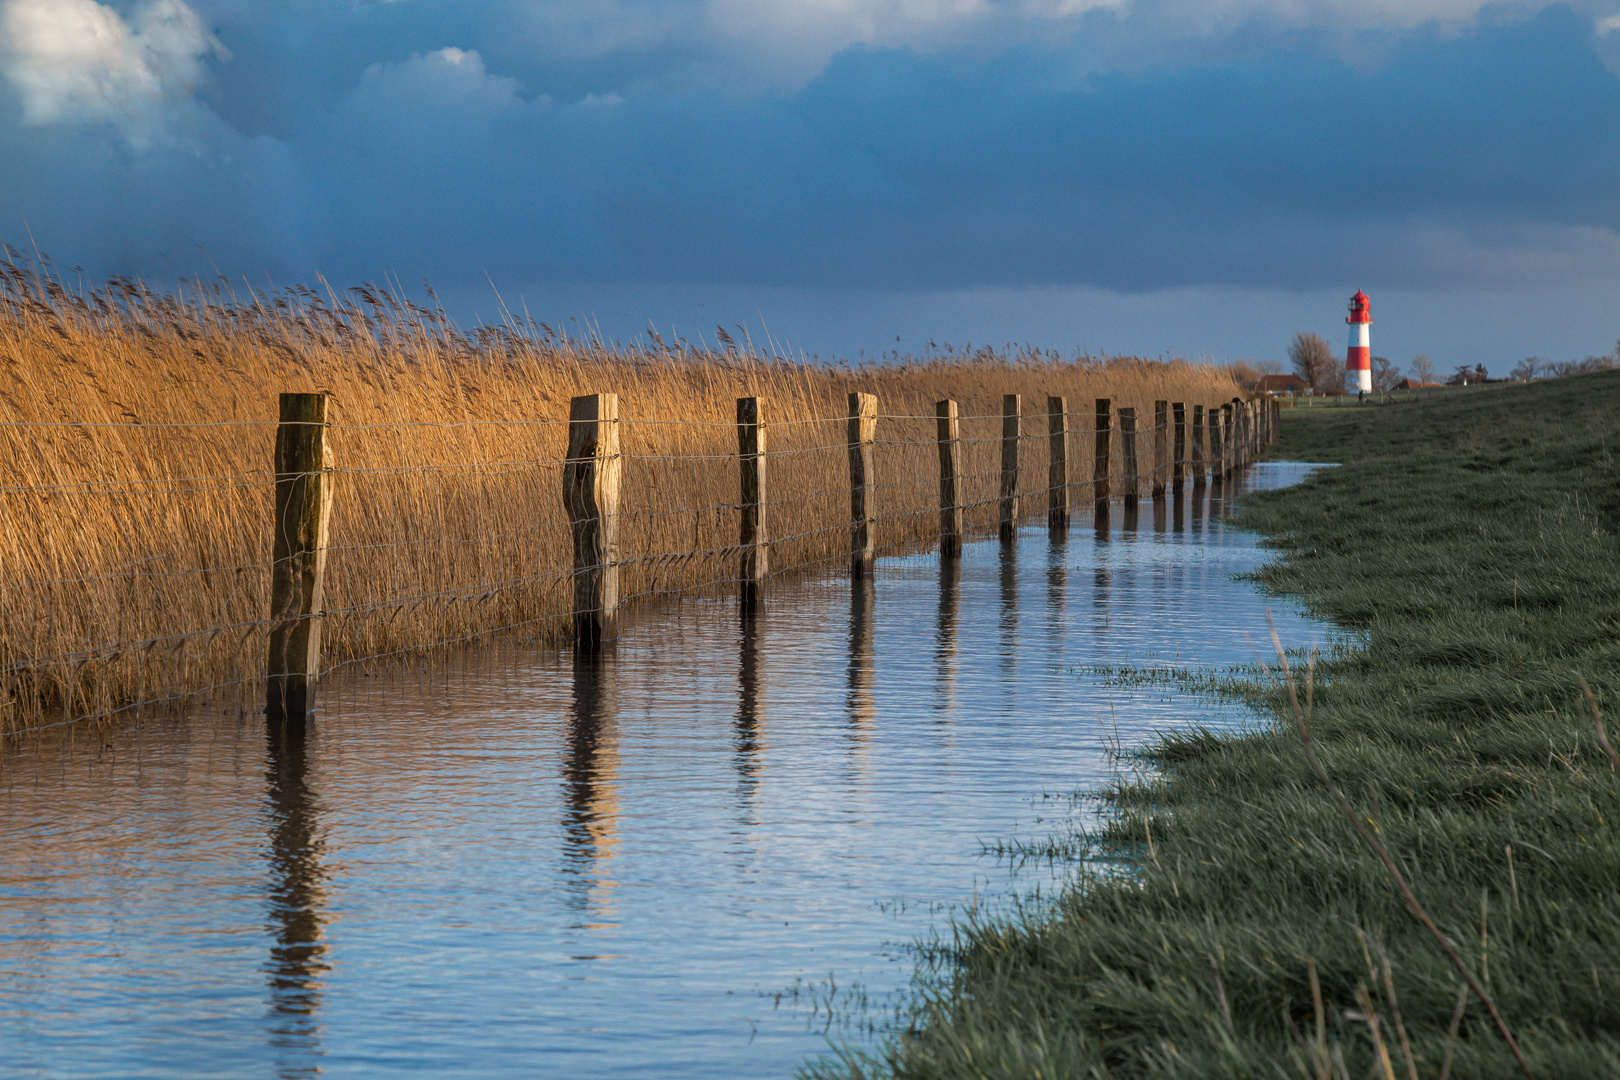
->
0 464 1333 1079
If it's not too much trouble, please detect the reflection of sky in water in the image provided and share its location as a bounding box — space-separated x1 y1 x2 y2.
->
0 463 1334 1079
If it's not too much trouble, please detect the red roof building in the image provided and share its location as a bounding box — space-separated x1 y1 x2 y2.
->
1255 373 1310 394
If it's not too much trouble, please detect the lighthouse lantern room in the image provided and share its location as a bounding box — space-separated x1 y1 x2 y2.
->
1345 289 1372 394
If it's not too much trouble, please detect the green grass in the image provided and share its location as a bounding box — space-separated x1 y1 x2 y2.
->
812 372 1620 1079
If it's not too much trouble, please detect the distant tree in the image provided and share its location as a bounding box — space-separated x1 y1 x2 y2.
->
1407 354 1436 384
1510 357 1544 382
1227 360 1262 388
1287 331 1337 394
1371 356 1401 393
1548 355 1617 377
1256 358 1283 376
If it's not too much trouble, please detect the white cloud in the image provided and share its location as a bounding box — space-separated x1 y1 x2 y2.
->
0 0 227 147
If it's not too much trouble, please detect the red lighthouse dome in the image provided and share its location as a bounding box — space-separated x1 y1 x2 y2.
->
1347 289 1372 325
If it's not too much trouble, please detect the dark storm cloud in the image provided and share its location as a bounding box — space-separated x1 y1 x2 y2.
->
4 1 1619 294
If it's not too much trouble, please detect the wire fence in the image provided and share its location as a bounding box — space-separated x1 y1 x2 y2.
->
0 393 1276 735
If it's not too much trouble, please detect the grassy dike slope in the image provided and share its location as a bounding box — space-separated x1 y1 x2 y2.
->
824 374 1620 1079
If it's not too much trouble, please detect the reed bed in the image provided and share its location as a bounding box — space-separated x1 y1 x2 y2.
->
0 264 1238 732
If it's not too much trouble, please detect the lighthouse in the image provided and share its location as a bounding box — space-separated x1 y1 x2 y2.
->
1345 289 1372 394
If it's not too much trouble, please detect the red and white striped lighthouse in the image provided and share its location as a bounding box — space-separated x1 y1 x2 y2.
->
1345 289 1372 394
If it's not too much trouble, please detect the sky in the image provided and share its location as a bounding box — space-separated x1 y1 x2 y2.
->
4 0 1620 374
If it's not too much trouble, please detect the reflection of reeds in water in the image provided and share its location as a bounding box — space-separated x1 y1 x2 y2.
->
0 265 1239 732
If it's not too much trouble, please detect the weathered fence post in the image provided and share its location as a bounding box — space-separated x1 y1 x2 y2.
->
267 392 335 725
1226 398 1239 472
1240 399 1252 468
1120 407 1139 508
564 393 622 651
1191 404 1206 489
1048 395 1070 532
1224 396 1237 469
1000 394 1020 542
736 397 768 609
1093 398 1111 513
1172 402 1186 494
936 399 963 557
1223 403 1235 477
1152 400 1168 500
849 392 878 578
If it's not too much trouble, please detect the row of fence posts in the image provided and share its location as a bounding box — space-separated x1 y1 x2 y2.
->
263 391 1279 725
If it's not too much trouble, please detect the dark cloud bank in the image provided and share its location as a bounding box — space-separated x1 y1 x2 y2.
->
3 3 1619 312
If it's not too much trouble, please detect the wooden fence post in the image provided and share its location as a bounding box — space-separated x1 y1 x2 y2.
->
267 392 335 725
1191 404 1206 489
564 393 622 651
1120 407 1139 508
1223 403 1235 477
1233 399 1244 470
1093 398 1111 512
737 397 768 609
849 392 878 578
1152 400 1168 500
1048 395 1070 531
937 399 963 557
1227 399 1239 471
1172 402 1186 494
1000 394 1020 542
1241 399 1252 467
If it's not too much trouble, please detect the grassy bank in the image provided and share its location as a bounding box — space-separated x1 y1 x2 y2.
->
822 373 1620 1078
0 265 1238 731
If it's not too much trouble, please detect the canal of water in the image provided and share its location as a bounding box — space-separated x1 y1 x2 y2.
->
0 463 1335 1079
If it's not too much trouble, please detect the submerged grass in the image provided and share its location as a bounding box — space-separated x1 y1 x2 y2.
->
0 264 1238 732
813 373 1620 1078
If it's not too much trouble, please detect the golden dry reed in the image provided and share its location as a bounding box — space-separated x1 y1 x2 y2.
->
0 264 1240 732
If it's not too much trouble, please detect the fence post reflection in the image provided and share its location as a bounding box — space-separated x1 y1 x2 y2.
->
846 577 875 735
263 722 329 1076
735 610 764 804
1046 528 1068 649
563 652 620 922
998 539 1019 686
934 557 960 714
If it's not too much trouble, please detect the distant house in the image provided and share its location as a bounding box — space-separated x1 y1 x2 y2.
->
1394 379 1444 390
1254 373 1310 394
